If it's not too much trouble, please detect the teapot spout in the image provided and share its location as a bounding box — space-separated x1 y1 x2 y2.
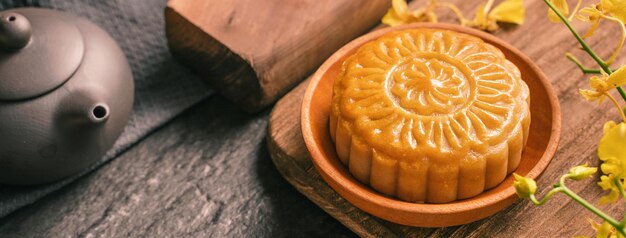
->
54 91 111 152
58 92 110 126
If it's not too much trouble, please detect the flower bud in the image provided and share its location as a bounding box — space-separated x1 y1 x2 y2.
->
567 163 597 180
513 173 537 199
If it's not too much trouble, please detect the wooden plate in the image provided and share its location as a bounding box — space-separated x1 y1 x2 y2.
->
301 23 561 227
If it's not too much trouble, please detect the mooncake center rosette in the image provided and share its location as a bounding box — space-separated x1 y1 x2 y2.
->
330 29 530 203
386 53 475 116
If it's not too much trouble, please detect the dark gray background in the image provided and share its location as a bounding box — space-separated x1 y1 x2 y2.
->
0 0 353 236
0 96 354 237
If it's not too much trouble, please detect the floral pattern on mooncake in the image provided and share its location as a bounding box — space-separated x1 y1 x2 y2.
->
330 29 530 203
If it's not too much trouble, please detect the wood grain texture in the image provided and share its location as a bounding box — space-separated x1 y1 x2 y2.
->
165 0 390 112
300 22 560 227
268 0 624 237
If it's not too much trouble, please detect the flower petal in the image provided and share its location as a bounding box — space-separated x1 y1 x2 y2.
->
489 0 525 24
579 88 604 102
583 18 601 38
599 122 626 169
469 3 499 31
600 158 623 176
577 6 604 37
604 121 618 135
576 6 600 20
598 175 621 204
602 0 626 23
597 122 626 203
548 0 570 22
607 65 626 87
474 3 489 26
590 75 609 90
382 0 410 26
567 163 598 180
589 219 617 238
597 221 614 238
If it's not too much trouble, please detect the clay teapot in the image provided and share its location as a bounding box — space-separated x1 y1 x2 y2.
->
0 8 134 185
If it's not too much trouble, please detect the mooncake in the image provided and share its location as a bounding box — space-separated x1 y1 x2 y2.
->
330 29 530 203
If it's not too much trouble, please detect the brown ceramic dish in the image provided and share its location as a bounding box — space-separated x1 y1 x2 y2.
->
301 23 561 227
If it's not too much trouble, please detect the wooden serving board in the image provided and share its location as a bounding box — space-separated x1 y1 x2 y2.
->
268 79 435 237
268 1 626 237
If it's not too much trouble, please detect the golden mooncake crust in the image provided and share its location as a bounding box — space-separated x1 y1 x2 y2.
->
330 29 530 203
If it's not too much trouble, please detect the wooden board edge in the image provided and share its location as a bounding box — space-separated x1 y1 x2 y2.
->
266 134 399 238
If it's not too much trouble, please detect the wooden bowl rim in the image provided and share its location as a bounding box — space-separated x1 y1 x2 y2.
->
301 23 561 227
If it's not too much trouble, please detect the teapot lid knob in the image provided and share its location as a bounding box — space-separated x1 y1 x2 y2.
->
0 13 31 51
0 8 85 101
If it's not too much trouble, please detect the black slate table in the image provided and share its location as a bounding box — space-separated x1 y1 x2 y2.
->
0 95 355 237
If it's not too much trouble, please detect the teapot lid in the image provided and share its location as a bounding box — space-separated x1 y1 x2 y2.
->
0 8 84 101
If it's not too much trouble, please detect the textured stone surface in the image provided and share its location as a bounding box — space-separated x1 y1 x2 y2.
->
0 0 212 217
0 96 355 237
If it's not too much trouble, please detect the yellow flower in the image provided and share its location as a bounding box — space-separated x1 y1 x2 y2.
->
513 173 537 199
567 163 598 180
382 0 438 26
575 0 626 64
469 0 525 31
576 5 604 38
601 0 626 23
580 76 611 103
597 121 626 204
589 219 622 238
579 65 626 103
576 0 626 37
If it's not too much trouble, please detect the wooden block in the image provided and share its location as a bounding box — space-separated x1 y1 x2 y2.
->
165 0 390 112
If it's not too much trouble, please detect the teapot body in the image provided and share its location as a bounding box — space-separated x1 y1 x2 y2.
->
0 8 134 185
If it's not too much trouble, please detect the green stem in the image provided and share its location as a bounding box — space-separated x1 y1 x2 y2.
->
530 187 564 205
557 175 626 236
566 53 618 74
616 179 626 225
561 186 626 236
543 0 626 102
619 87 626 104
